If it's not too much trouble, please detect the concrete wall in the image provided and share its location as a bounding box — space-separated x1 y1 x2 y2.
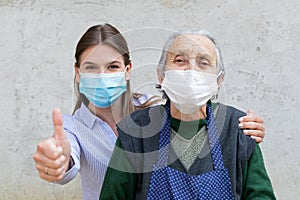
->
0 0 299 199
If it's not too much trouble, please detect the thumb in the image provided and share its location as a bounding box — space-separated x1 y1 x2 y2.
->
52 108 66 145
247 110 254 116
52 108 71 172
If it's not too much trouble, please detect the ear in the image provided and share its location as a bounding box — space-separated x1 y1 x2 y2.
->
217 71 224 87
125 63 132 81
158 75 164 84
157 69 164 84
74 64 80 83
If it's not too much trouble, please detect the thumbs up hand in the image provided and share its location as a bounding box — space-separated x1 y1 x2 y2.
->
33 108 71 182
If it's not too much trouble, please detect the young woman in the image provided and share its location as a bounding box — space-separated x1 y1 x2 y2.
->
33 24 267 200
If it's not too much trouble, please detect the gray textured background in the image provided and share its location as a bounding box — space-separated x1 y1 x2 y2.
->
0 0 299 199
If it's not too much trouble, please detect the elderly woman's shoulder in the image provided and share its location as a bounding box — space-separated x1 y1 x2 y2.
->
216 102 247 119
123 103 165 128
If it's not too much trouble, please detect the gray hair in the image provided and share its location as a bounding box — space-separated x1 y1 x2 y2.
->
157 29 225 80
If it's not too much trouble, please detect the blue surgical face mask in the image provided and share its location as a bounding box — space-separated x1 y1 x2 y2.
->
79 71 127 108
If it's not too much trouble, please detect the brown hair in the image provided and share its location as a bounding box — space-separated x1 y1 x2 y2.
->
72 23 133 115
131 93 164 110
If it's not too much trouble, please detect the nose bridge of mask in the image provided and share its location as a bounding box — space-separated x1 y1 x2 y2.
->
79 70 126 89
164 70 217 92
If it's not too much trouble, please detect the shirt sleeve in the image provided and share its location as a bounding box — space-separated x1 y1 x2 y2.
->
55 121 81 185
99 138 137 200
242 144 276 199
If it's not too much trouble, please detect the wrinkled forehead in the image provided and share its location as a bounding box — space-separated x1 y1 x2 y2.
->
167 34 217 58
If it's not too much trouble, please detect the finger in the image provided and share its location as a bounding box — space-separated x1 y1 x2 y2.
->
242 128 264 143
240 121 265 133
250 136 263 143
239 110 253 122
239 115 263 123
239 114 264 123
247 110 254 116
243 129 265 138
34 150 66 170
52 108 66 145
38 167 66 182
52 108 71 172
34 138 63 160
36 161 66 177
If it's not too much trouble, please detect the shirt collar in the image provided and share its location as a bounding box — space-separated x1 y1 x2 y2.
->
75 103 104 128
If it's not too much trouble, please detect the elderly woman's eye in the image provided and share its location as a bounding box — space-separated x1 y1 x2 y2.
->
198 59 210 67
200 62 209 66
174 56 186 64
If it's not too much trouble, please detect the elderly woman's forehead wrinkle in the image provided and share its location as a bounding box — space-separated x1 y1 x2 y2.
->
168 34 217 63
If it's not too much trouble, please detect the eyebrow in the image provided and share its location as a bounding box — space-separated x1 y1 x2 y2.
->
197 53 211 60
107 60 122 65
81 61 97 66
172 50 211 60
81 60 122 66
170 50 188 57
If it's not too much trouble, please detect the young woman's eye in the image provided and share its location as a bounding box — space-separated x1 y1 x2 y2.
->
106 65 121 71
108 65 120 69
86 65 97 71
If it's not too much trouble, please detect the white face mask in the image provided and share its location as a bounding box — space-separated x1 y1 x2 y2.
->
161 70 218 114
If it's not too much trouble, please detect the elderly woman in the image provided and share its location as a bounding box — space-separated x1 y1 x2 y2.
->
99 30 276 199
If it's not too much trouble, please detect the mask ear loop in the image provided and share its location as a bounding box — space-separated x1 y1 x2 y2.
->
217 70 224 79
213 70 224 100
155 84 168 104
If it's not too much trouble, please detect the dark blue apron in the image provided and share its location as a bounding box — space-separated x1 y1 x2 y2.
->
146 103 234 199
